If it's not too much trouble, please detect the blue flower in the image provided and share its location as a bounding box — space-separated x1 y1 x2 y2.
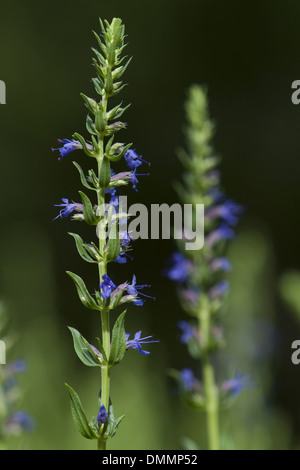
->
11 360 27 373
100 274 116 299
97 405 108 426
119 231 131 247
7 411 35 433
114 252 132 264
180 288 200 304
126 331 158 355
124 148 150 169
129 169 150 192
114 232 133 264
165 252 193 283
52 139 82 160
221 372 253 397
126 275 155 305
180 368 197 392
54 198 82 220
105 187 119 208
206 199 244 226
210 257 232 272
206 224 235 247
209 280 229 299
178 321 195 344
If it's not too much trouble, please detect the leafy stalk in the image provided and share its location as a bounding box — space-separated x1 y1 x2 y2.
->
53 18 157 450
166 85 247 450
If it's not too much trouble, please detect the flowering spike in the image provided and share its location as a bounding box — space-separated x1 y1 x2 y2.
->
166 85 245 450
52 17 157 450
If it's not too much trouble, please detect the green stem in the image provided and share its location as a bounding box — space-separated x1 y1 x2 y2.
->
199 303 220 450
97 94 110 451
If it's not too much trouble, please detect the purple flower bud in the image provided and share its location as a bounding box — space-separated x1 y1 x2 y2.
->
97 405 108 425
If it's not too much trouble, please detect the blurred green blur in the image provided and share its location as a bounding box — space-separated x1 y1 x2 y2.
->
1 0 300 450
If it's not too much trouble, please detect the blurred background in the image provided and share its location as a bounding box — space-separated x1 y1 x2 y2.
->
0 0 300 449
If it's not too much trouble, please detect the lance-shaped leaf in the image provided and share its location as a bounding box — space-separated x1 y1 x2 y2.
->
73 132 95 157
112 57 132 81
109 310 127 366
104 402 125 439
105 221 120 262
68 327 104 366
105 69 114 97
67 271 99 310
68 232 98 264
80 93 98 115
95 108 106 134
73 161 96 191
65 384 98 440
86 114 97 135
79 191 99 225
92 77 104 96
99 156 111 189
108 142 132 162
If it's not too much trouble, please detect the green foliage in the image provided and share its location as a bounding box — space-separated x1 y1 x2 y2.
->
66 271 99 310
55 17 144 449
279 270 300 319
68 327 103 367
109 311 127 366
65 384 98 440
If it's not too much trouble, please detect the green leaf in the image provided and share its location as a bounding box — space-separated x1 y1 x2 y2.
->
105 135 114 154
92 77 104 96
69 232 98 263
68 327 102 367
99 156 111 189
86 114 97 135
73 132 95 157
105 402 125 438
105 221 120 262
79 191 99 225
112 57 132 81
66 271 99 310
73 161 96 191
109 310 127 366
180 437 200 451
108 142 132 162
65 383 98 440
105 69 114 96
80 93 98 115
95 109 106 134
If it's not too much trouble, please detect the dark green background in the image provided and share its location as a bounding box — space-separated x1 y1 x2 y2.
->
1 0 300 449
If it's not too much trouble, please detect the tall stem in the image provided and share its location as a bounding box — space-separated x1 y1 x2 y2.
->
199 303 220 450
97 95 110 451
